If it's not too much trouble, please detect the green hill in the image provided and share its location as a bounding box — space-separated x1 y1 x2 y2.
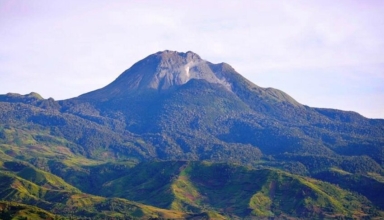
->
0 168 192 219
0 201 58 220
101 161 378 219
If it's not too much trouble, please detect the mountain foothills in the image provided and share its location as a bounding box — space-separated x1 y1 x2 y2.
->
0 50 383 219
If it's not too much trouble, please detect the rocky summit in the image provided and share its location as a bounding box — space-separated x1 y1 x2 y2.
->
80 50 232 98
0 50 383 219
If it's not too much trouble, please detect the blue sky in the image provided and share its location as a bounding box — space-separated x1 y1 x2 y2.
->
1 0 383 118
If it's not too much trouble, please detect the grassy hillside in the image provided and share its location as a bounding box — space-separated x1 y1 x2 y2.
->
0 161 192 219
0 201 59 220
101 161 379 219
2 161 80 193
0 124 382 219
0 153 382 219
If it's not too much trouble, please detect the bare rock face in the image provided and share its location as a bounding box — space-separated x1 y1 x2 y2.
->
80 50 232 99
145 50 231 90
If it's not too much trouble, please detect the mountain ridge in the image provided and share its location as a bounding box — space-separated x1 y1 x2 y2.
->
0 50 383 218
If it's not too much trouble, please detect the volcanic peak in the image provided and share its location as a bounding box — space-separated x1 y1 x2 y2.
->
80 50 233 99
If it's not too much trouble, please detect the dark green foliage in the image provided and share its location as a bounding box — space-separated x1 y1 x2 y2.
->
276 154 383 174
313 169 384 209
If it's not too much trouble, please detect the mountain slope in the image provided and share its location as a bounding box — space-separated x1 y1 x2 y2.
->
0 50 384 218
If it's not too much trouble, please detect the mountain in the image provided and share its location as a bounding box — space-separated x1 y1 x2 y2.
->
0 50 383 218
67 50 384 165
